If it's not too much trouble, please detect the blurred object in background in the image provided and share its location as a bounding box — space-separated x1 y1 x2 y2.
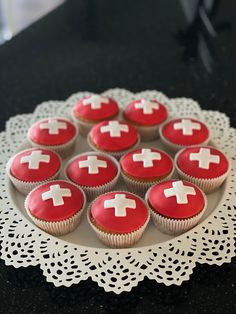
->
0 0 64 44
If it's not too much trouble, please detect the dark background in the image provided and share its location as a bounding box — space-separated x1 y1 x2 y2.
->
0 0 235 313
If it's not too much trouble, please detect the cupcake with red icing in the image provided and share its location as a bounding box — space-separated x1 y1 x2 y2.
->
25 180 86 236
72 94 119 135
65 152 120 201
120 148 174 196
88 191 150 247
87 120 140 158
7 148 62 195
27 117 78 158
175 146 230 193
123 99 168 141
145 180 207 235
160 118 210 152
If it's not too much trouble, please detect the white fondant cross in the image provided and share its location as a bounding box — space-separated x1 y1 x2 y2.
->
190 148 220 169
82 95 109 109
40 119 67 135
78 156 107 174
164 181 196 204
134 99 160 114
104 194 136 217
100 121 129 137
42 184 72 206
132 149 161 168
20 150 50 169
174 119 201 135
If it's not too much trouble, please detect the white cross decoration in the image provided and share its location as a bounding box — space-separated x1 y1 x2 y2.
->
189 148 220 169
20 150 50 169
104 194 136 217
173 119 201 135
132 149 162 167
42 184 72 206
164 181 196 204
82 95 109 109
40 119 67 135
100 121 129 137
78 156 107 174
134 99 160 114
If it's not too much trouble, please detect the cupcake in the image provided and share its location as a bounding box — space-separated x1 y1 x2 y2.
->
28 117 78 158
160 118 210 152
65 151 120 201
123 99 168 141
87 191 150 248
7 148 62 195
87 120 140 158
120 148 174 197
25 180 86 236
175 146 230 193
72 94 119 136
146 180 207 235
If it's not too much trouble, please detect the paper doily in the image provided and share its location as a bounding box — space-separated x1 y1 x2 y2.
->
0 89 235 294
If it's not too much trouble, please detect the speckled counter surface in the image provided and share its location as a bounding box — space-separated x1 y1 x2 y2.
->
0 1 235 313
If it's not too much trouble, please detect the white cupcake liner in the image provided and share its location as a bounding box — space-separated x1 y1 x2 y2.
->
24 180 87 236
64 151 121 202
145 187 207 236
174 148 231 193
6 150 62 195
159 121 211 152
27 117 79 159
87 191 150 248
87 133 141 159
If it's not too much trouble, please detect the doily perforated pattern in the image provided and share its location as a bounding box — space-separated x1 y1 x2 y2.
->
0 89 235 294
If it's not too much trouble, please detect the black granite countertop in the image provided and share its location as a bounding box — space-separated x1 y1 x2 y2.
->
0 1 235 313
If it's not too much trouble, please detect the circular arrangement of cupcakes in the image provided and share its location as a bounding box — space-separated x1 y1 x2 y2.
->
28 117 78 158
25 180 86 236
146 180 207 235
72 94 119 135
123 99 168 141
120 148 174 196
87 120 140 158
160 118 210 151
7 148 62 195
175 146 230 193
65 151 120 201
87 191 150 247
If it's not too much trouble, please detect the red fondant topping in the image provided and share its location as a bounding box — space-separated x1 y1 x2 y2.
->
124 99 168 126
148 180 205 219
73 96 119 121
120 148 173 180
89 120 139 152
27 180 84 221
161 118 209 146
10 148 61 182
28 118 77 146
176 146 229 179
90 191 148 233
66 154 118 187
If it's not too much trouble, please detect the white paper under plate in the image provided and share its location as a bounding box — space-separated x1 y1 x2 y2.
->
0 89 235 294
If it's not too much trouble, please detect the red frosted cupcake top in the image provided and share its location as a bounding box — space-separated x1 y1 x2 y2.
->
176 146 229 179
124 99 168 126
66 153 118 187
73 95 119 121
90 191 149 233
89 120 139 152
161 118 209 146
28 118 77 146
120 148 173 180
10 148 61 182
26 180 85 221
148 180 205 219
